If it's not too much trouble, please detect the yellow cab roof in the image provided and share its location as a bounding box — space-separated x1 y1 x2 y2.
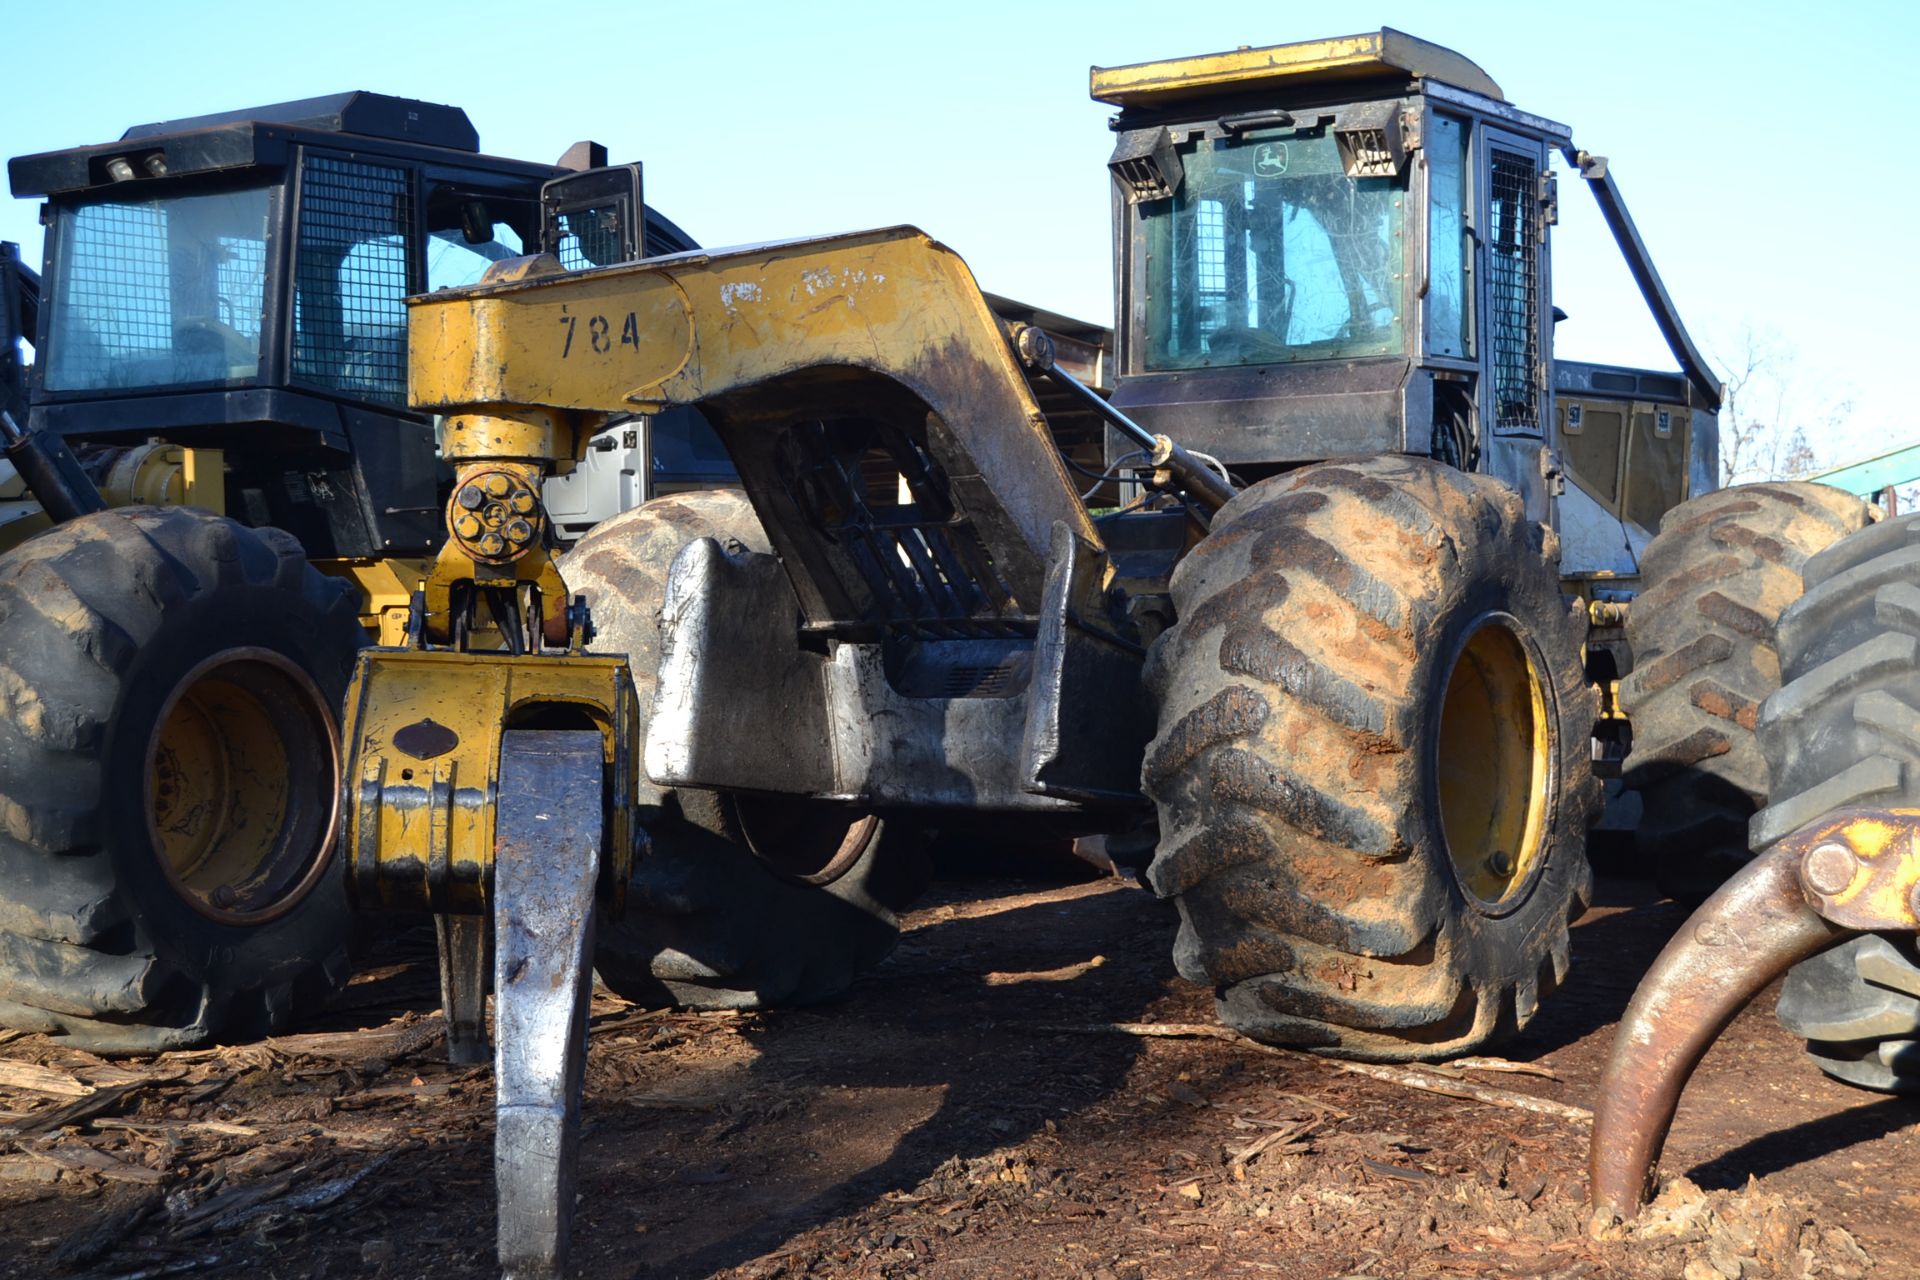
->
1090 29 1503 109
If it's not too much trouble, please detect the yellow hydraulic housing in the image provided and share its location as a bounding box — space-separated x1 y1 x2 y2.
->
96 441 226 513
340 256 641 914
341 647 635 913
319 556 435 646
0 442 226 556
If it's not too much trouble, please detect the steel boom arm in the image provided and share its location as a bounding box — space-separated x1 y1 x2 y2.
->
407 226 1103 613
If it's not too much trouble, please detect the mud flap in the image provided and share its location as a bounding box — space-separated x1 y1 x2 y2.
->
1019 522 1154 806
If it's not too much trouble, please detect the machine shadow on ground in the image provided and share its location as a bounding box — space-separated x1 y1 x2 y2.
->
580 876 1175 1277
1687 1095 1920 1190
1503 877 1690 1060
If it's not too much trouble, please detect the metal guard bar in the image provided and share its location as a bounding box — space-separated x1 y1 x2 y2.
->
1564 148 1722 413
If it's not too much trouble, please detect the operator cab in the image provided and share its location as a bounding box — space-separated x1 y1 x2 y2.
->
1093 30 1720 571
7 93 707 560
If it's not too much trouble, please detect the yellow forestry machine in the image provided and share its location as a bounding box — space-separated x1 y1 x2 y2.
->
6 31 1910 1274
316 29 1900 1274
0 94 721 1054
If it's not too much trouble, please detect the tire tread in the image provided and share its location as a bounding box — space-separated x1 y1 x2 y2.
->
1619 483 1867 891
0 508 361 1052
1760 521 1920 1091
1143 456 1598 1061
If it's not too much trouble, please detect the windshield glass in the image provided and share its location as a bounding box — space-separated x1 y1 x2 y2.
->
45 186 270 392
1141 130 1404 371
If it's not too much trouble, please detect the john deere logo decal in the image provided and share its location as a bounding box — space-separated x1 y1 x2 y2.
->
1254 143 1289 177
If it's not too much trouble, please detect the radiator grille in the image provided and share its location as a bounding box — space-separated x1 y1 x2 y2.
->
1487 151 1540 435
1113 155 1172 201
889 638 1034 699
294 155 411 402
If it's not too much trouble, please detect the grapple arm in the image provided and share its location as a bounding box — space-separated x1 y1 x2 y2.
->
1590 807 1920 1228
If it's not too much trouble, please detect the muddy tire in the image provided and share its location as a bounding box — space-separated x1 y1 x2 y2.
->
0 508 362 1052
1754 512 1920 1092
1142 456 1600 1061
558 491 926 1009
1618 484 1867 899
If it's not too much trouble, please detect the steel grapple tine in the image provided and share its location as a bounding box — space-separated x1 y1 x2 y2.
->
1588 841 1851 1230
491 730 606 1280
436 914 490 1066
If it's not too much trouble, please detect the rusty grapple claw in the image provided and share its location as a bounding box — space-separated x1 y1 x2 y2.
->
491 730 605 1280
1589 806 1920 1229
428 730 608 1279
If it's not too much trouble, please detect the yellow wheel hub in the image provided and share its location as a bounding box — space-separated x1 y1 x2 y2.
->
1436 616 1551 909
146 649 339 924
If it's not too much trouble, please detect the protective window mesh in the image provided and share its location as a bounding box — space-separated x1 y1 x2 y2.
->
1487 151 1540 434
552 206 623 271
294 155 412 402
49 204 167 390
1194 199 1226 296
45 190 268 392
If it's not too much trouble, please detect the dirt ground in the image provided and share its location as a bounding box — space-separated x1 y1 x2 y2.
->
1 870 1913 1280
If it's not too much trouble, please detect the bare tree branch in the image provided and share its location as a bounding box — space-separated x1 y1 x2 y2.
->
1708 325 1851 486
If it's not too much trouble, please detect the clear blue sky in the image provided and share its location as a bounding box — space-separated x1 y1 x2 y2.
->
3 0 1910 470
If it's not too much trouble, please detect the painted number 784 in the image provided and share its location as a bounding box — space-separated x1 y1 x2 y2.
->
557 310 643 358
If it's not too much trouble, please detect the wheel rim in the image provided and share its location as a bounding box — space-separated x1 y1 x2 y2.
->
1435 614 1551 911
733 796 879 886
145 648 341 925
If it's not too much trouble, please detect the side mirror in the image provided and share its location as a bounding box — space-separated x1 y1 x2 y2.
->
540 164 644 268
459 198 494 246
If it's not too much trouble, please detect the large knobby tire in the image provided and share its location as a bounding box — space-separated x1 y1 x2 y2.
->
0 507 363 1052
1618 483 1867 899
558 490 926 1009
1142 456 1599 1061
1754 512 1920 1092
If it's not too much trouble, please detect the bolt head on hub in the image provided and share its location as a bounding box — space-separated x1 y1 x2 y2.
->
1802 841 1860 896
447 467 545 563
